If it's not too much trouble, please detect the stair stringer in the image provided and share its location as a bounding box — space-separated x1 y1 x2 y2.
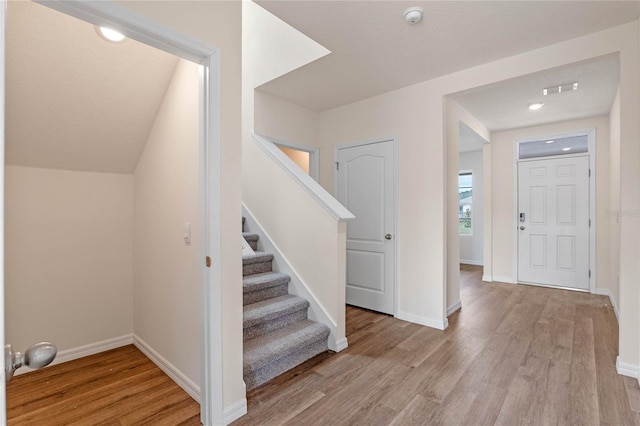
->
242 203 347 352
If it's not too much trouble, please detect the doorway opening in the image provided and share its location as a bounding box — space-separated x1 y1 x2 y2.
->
1 1 223 423
272 139 320 182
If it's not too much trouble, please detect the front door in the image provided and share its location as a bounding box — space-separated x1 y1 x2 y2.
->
336 139 395 314
517 155 590 290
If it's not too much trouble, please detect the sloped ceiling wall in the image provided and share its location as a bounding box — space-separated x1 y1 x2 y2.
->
5 1 179 174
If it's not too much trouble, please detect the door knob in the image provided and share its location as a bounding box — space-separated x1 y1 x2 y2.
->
385 234 392 240
520 226 525 230
5 342 57 382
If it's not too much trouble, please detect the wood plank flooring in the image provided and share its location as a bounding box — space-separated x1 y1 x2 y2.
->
7 344 200 425
234 265 640 425
7 266 638 425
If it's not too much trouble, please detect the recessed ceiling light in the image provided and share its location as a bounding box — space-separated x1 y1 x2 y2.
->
96 26 126 43
545 140 555 144
562 147 572 151
528 103 544 111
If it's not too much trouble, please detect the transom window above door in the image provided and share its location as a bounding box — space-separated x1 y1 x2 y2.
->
518 134 588 160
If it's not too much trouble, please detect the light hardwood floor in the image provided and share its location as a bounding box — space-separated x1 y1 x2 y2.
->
7 344 200 425
7 266 639 425
235 265 640 425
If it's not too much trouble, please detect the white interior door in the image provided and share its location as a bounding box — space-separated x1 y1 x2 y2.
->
517 156 590 290
337 140 395 315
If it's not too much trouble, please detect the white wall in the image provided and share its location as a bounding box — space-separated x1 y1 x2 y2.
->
243 1 329 89
133 59 201 391
637 22 640 386
318 22 638 338
255 91 319 148
118 1 244 413
482 143 493 281
5 165 133 353
445 99 490 316
459 150 484 266
243 1 349 351
319 85 448 328
489 116 611 292
243 138 348 349
615 20 640 376
609 88 621 311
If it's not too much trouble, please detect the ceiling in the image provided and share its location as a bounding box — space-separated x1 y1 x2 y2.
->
256 1 639 113
6 1 179 174
452 53 620 132
459 122 487 153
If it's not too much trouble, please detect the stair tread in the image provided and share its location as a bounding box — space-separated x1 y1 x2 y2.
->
243 272 290 293
244 295 309 328
242 251 273 265
244 320 330 372
242 232 259 240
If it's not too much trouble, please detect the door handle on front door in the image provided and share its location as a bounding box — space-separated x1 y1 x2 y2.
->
520 226 525 230
5 341 57 382
385 234 392 240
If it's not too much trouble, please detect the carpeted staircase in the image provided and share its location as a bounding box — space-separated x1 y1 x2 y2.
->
242 218 330 390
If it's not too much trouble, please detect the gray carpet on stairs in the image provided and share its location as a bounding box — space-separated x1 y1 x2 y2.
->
243 252 274 276
243 295 310 340
242 222 330 390
243 320 330 390
243 272 290 305
242 232 259 250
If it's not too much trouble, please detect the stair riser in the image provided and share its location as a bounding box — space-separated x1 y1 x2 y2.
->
243 261 272 276
244 338 329 391
244 309 308 341
247 239 258 251
244 284 289 306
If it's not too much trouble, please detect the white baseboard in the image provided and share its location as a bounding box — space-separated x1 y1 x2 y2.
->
223 397 248 425
133 335 201 403
334 337 348 352
594 288 620 323
460 259 483 266
482 275 492 282
16 334 134 376
492 275 517 284
447 301 462 316
396 310 447 330
616 356 639 379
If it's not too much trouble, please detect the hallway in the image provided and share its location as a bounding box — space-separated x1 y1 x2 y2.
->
236 265 640 425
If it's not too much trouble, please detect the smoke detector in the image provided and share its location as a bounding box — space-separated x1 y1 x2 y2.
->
404 7 424 24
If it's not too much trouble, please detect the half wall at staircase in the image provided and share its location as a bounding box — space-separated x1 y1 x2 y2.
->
242 134 353 351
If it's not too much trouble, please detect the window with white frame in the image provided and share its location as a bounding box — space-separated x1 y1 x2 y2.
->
459 172 472 235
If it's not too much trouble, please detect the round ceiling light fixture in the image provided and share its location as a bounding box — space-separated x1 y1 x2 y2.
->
95 26 126 43
404 7 424 24
528 102 544 111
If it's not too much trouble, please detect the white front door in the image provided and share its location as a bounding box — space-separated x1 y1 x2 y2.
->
337 139 395 315
517 156 590 290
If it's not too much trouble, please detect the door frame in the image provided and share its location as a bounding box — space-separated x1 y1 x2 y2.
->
1 1 224 424
512 128 596 293
334 137 399 315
